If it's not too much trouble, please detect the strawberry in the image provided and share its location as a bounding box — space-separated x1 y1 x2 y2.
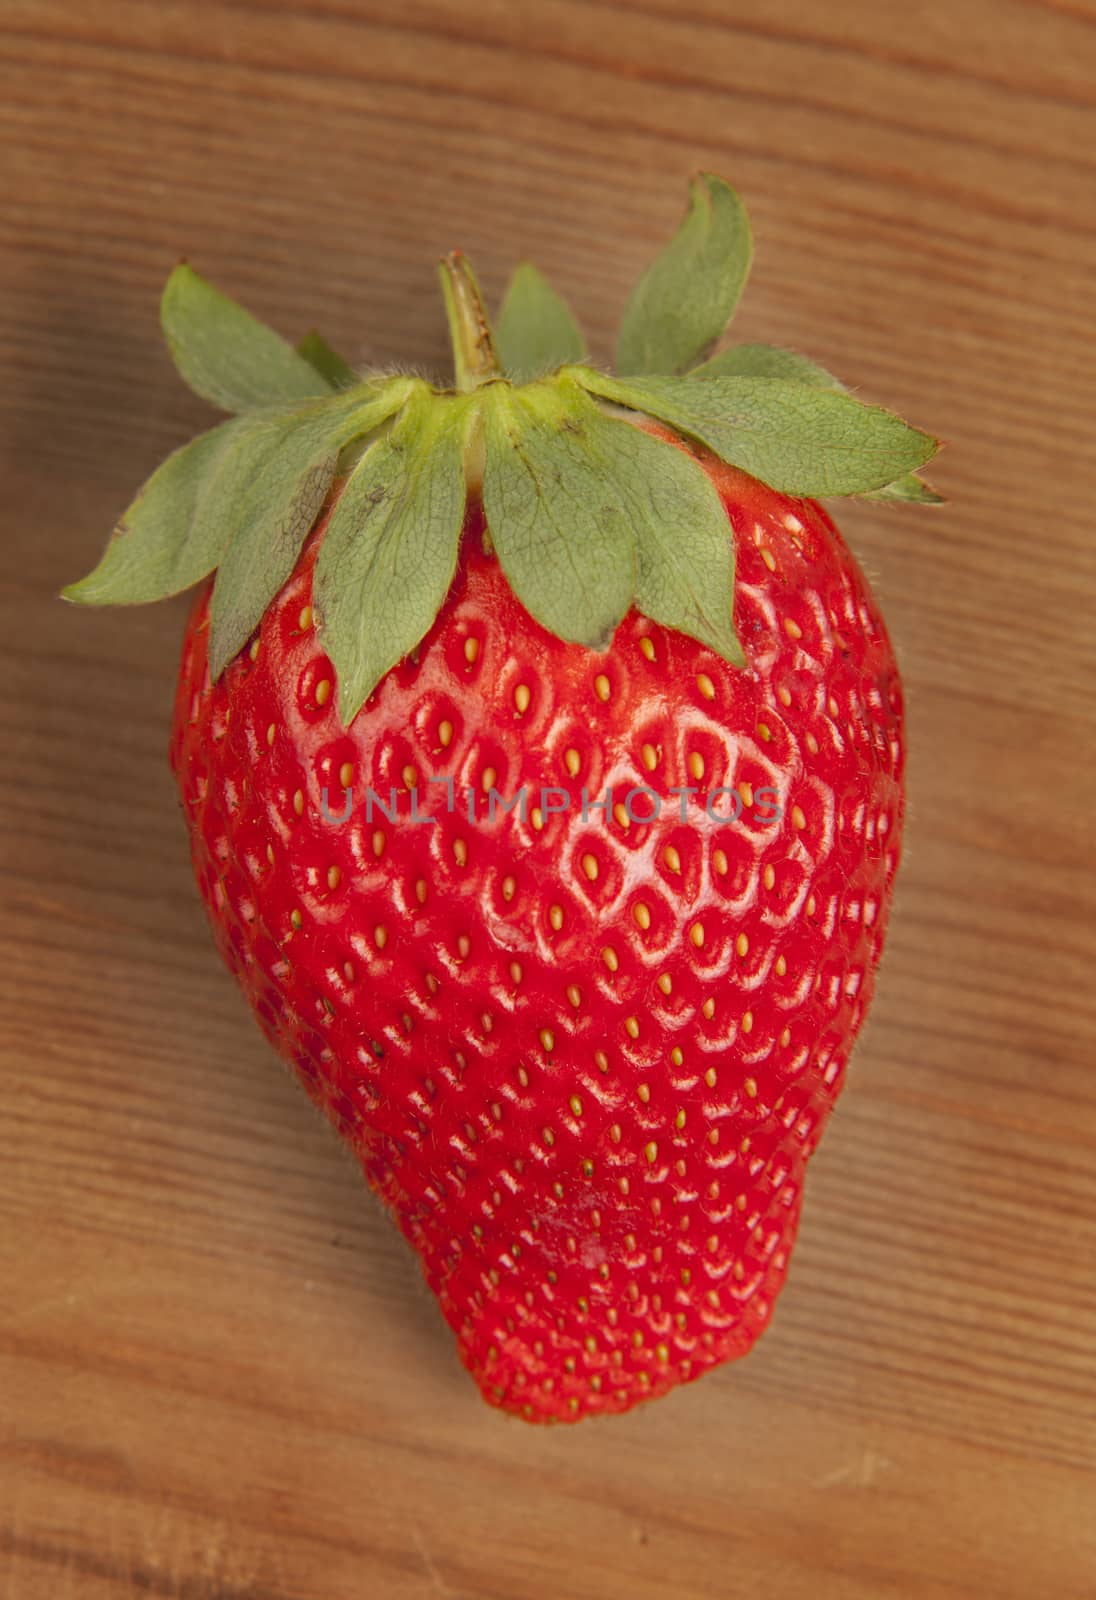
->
66 176 940 1422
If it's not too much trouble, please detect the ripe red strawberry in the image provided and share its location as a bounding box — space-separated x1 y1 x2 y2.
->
67 176 939 1422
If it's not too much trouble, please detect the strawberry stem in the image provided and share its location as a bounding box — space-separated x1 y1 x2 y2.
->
439 251 502 392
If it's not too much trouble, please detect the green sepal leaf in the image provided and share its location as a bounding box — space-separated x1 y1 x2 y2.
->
481 380 638 650
207 381 417 676
481 377 743 665
616 174 752 377
296 329 358 389
691 345 943 501
161 264 336 412
313 391 469 723
691 342 840 387
575 369 938 497
62 419 248 605
496 264 587 382
604 418 745 668
863 472 944 504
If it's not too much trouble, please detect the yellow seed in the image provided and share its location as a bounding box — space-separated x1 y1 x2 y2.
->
777 684 792 707
374 924 387 949
602 947 619 973
696 673 715 700
594 1050 609 1073
516 1064 529 1087
780 1027 791 1048
641 742 658 772
290 909 303 929
763 863 776 890
581 853 598 881
713 849 728 876
566 984 581 1008
249 637 261 661
775 954 787 977
569 1094 583 1117
791 805 807 830
438 718 453 747
634 902 651 931
644 1141 658 1164
637 1083 651 1104
624 1016 640 1039
502 874 515 901
757 722 772 742
327 865 341 890
761 547 776 572
736 933 749 958
701 997 715 1019
453 838 468 867
482 766 497 792
415 878 427 904
745 1077 758 1098
688 751 704 781
549 903 564 931
336 761 352 787
742 1011 754 1035
738 780 754 807
828 694 840 718
464 637 479 663
663 845 681 874
372 829 385 857
613 803 630 829
531 807 544 831
543 1126 555 1147
784 617 802 641
639 637 656 661
690 922 705 948
401 764 417 789
513 683 530 714
510 961 523 984
805 731 820 755
292 789 304 816
266 722 276 746
806 893 817 917
610 1123 622 1143
540 1029 555 1053
564 747 581 778
344 962 355 981
594 673 611 702
704 1067 717 1089
657 973 672 995
670 1046 683 1067
298 605 313 630
315 678 331 707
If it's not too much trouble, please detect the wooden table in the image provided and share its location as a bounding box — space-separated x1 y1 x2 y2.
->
3 4 1095 1596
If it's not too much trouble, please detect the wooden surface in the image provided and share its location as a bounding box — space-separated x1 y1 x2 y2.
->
3 3 1096 1596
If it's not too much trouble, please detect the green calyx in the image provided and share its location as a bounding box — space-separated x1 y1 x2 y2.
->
64 174 942 724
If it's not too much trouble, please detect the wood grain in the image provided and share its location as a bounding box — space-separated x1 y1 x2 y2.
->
2 3 1095 1596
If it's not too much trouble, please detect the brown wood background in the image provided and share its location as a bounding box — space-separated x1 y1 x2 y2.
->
3 3 1095 1596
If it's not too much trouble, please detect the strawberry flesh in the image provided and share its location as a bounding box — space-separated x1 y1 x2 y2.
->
170 455 904 1422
